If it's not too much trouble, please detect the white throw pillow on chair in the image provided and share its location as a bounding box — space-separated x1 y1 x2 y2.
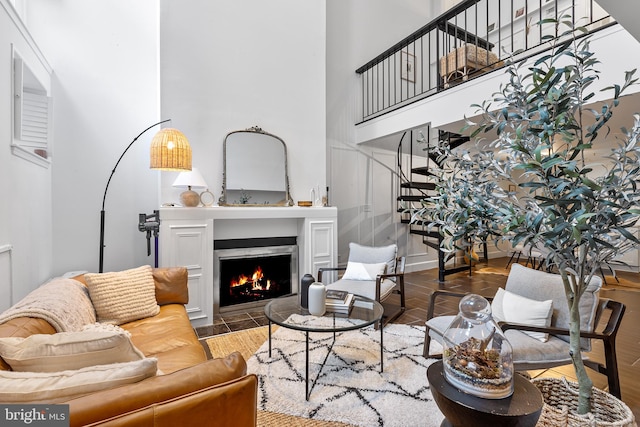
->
342 262 387 281
491 287 553 342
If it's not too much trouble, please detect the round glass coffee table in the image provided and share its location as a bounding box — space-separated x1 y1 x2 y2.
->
264 294 384 400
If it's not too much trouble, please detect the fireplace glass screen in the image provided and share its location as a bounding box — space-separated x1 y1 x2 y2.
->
219 253 292 307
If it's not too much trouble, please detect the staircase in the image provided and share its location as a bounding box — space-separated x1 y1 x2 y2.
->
397 129 480 282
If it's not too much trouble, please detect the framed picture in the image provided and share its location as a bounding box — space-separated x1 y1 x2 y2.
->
401 51 416 83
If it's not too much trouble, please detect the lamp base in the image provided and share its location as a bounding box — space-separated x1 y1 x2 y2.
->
180 189 200 207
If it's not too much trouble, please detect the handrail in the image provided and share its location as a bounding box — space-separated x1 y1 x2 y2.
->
356 0 483 73
355 0 613 123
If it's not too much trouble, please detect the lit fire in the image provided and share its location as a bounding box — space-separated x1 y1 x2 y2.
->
230 266 271 290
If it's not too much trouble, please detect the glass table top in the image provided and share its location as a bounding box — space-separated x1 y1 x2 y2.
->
264 294 384 333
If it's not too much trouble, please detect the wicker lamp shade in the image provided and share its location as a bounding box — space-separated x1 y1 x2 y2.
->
150 128 192 171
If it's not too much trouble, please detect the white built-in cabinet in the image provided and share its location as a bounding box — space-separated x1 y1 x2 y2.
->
159 218 213 325
159 207 337 327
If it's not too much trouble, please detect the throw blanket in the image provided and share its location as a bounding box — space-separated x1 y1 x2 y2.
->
0 278 96 332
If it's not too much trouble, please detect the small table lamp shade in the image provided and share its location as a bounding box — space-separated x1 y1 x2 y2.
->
173 167 208 207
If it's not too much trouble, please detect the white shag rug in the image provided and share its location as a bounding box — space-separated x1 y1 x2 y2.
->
247 319 444 427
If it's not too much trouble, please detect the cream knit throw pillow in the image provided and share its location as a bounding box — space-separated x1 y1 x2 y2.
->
84 265 160 325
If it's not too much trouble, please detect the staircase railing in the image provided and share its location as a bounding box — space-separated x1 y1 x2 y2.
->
356 0 612 124
397 128 482 281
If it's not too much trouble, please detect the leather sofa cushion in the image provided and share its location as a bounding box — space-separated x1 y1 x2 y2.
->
0 318 56 371
122 304 207 374
66 352 251 427
153 267 189 305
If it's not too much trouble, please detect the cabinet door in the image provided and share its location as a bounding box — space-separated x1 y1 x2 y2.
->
160 221 213 327
305 219 336 281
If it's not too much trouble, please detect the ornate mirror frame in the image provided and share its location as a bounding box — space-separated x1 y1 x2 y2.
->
220 126 293 206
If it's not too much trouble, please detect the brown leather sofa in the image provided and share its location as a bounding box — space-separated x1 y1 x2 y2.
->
0 267 258 427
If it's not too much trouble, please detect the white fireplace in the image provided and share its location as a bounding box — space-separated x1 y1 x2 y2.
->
159 206 337 327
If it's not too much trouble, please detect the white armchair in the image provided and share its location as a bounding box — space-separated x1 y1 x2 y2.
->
318 243 406 323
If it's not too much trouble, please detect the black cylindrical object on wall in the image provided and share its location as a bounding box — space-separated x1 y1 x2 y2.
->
300 274 316 308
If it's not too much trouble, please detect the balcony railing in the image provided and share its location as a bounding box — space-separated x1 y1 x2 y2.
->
356 0 613 124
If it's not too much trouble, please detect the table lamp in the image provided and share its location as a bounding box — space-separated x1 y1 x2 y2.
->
173 167 208 207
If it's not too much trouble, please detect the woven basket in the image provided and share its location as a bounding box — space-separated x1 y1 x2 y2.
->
439 44 500 75
532 378 636 427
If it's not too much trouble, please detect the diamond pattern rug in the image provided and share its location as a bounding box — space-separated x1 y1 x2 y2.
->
246 321 444 427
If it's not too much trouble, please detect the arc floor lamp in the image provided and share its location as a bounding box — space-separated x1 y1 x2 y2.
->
99 119 192 273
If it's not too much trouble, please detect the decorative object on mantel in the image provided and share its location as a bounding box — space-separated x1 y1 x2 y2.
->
442 294 514 399
173 167 208 207
532 377 635 427
311 185 323 207
307 281 326 316
99 119 192 273
220 126 294 206
199 189 215 207
297 201 312 207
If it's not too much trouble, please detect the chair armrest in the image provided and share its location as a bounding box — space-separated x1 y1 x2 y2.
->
597 299 626 337
317 267 346 282
427 290 465 320
499 322 571 336
377 272 403 281
500 299 625 341
499 320 620 341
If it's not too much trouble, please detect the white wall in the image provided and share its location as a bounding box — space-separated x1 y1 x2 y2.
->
26 0 161 276
158 0 326 210
19 0 326 280
0 1 52 309
326 0 440 269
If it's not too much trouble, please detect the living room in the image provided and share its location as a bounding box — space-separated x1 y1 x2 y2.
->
1 0 640 425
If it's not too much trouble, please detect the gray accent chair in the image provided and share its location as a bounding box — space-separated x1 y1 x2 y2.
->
318 243 406 323
423 263 626 398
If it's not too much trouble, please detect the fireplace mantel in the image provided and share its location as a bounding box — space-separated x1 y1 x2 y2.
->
158 206 337 327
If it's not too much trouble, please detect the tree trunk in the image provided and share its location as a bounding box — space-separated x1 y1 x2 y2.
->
568 281 593 414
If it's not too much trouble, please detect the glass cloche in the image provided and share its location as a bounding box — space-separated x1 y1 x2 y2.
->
442 294 514 399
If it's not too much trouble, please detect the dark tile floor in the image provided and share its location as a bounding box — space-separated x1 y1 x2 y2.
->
196 309 270 338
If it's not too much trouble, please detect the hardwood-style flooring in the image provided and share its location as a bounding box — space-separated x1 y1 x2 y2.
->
200 257 640 420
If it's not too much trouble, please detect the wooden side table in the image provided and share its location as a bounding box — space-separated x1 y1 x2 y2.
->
427 361 543 427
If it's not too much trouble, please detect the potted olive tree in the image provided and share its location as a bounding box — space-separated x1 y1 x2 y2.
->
415 19 640 417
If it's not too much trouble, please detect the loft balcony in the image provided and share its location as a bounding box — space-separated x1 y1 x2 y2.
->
355 0 614 129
